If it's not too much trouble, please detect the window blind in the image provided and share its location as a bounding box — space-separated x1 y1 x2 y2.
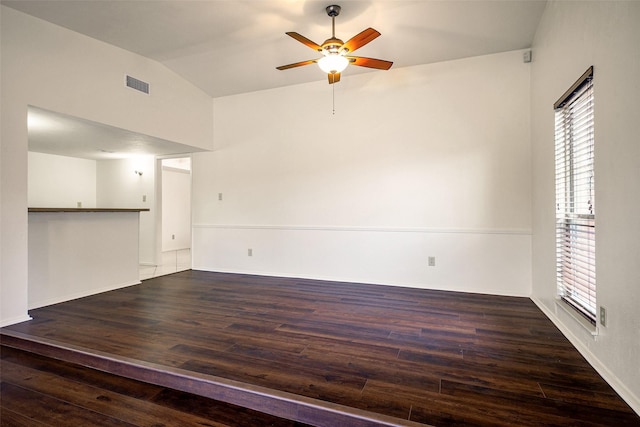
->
554 67 596 323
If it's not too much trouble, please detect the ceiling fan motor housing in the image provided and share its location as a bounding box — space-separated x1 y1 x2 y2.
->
322 38 345 54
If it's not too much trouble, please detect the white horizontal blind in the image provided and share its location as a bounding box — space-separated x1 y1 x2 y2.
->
554 67 596 323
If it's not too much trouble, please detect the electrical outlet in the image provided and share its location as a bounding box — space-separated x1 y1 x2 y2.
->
248 248 253 257
428 256 436 267
218 193 223 201
172 234 175 240
600 306 606 326
77 202 82 208
142 195 147 202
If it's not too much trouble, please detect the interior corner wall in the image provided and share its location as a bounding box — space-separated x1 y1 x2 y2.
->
0 5 213 326
96 157 156 264
530 1 640 413
193 50 533 296
28 152 98 208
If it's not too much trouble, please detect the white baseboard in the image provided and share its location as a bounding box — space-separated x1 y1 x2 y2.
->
0 314 33 328
28 280 141 310
532 297 640 415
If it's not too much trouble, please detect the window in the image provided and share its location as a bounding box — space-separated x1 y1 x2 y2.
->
554 66 596 324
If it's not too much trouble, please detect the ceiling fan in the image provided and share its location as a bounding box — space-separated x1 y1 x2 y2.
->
276 4 393 84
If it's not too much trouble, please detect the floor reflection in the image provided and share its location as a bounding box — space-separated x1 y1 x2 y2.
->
139 248 190 280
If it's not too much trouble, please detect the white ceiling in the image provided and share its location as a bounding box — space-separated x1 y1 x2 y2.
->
3 0 547 99
7 1 546 160
28 106 205 160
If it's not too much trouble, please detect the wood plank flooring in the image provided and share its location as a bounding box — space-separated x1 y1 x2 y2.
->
2 270 639 426
1 345 310 427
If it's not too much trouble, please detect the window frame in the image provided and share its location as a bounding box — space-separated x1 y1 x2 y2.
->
554 66 596 325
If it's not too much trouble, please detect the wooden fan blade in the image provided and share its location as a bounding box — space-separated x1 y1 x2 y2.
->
340 28 381 54
286 32 323 51
347 56 393 70
328 72 341 84
276 59 317 70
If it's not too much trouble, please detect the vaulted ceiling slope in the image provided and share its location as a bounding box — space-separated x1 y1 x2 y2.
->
2 0 547 98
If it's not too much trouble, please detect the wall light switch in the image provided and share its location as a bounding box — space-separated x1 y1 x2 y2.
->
600 306 606 326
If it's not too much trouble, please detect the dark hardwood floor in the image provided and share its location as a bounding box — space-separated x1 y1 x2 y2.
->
1 270 638 426
0 345 310 427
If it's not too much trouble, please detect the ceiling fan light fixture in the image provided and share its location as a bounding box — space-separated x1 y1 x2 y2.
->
277 4 392 83
318 54 349 74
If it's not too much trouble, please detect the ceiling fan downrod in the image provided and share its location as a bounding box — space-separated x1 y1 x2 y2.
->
326 5 341 38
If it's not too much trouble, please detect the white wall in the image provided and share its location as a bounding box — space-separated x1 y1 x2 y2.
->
530 1 640 413
193 50 532 296
28 152 97 208
96 157 156 264
0 6 213 326
162 166 192 251
96 157 155 208
27 153 157 264
28 212 140 309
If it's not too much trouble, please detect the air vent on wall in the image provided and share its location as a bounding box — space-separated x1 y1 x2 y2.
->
125 75 150 94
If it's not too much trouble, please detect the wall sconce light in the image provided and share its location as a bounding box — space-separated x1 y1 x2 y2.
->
134 170 143 176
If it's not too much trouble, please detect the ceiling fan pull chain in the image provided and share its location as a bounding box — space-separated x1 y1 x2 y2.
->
332 83 336 115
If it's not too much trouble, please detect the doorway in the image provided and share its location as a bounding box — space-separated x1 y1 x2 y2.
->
140 156 192 279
